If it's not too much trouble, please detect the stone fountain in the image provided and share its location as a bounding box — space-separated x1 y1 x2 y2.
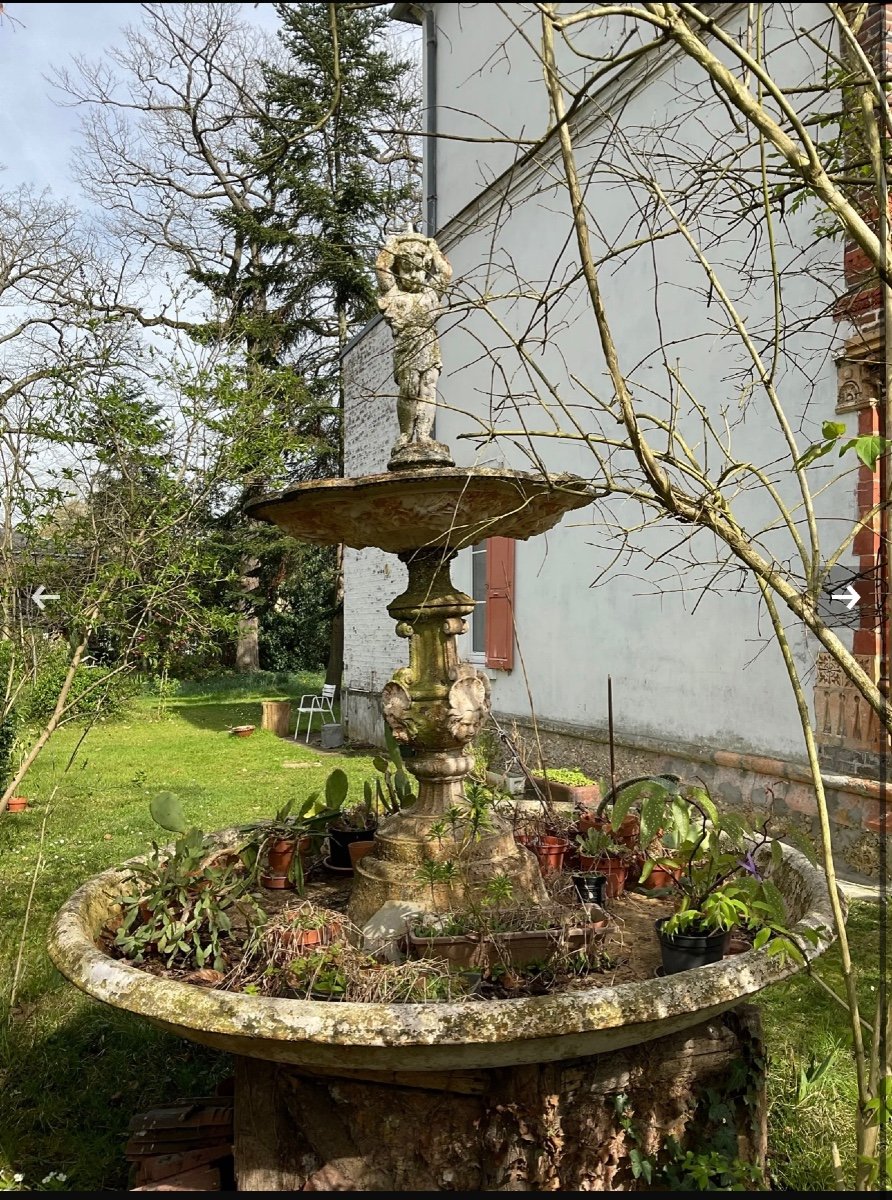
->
49 228 840 1191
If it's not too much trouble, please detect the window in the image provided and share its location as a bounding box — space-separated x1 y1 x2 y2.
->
471 542 487 657
469 537 515 671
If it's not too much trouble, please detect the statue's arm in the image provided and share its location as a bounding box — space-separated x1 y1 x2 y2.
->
375 247 396 313
428 243 453 296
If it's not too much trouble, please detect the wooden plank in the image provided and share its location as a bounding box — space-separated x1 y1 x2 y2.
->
291 1063 489 1095
131 1165 221 1191
133 1145 232 1185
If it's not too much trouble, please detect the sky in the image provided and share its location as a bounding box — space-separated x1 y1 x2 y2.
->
0 3 282 199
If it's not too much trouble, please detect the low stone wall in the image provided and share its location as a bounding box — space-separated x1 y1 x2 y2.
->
491 713 889 884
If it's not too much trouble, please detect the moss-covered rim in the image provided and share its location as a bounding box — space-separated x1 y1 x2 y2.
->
47 832 840 1052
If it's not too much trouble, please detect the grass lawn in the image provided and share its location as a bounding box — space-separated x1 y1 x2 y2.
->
0 677 883 1190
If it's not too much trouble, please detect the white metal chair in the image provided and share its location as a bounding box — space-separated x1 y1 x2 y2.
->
293 683 337 743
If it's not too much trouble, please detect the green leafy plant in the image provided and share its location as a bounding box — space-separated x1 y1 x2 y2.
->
370 725 417 815
483 873 514 907
114 817 263 972
286 947 348 998
660 1142 763 1191
795 419 891 472
576 827 628 859
540 767 598 787
414 859 460 910
629 781 819 962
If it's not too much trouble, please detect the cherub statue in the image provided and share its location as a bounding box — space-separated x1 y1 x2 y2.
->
376 224 454 469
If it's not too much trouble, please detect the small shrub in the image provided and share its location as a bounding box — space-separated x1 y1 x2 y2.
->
0 710 17 791
18 644 136 725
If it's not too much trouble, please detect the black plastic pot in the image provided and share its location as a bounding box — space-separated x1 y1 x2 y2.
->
327 823 376 871
655 917 729 975
572 872 607 906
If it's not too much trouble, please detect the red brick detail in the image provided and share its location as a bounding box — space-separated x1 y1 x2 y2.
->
844 243 873 283
857 463 882 508
858 405 881 436
854 628 882 655
834 285 882 324
853 522 882 557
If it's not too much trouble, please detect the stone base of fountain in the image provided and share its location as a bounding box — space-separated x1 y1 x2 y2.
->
233 1006 767 1192
348 815 547 926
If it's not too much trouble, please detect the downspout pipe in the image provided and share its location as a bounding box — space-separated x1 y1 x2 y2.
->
422 3 438 236
392 2 437 235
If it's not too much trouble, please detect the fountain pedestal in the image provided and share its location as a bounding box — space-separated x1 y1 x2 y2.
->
233 1007 767 1192
348 547 546 924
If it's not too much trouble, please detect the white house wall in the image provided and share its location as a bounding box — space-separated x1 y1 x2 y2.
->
342 2 856 762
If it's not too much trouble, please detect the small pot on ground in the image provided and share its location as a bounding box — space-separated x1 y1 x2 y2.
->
572 872 607 906
327 822 376 871
279 912 342 953
260 834 311 889
591 854 627 899
655 917 729 975
230 725 255 737
574 810 610 835
641 863 682 890
533 835 570 874
6 796 28 813
348 838 376 869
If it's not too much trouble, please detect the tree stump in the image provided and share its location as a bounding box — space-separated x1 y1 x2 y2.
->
233 1006 767 1192
260 701 292 739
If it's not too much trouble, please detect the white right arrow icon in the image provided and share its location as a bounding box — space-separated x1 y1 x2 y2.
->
830 583 859 611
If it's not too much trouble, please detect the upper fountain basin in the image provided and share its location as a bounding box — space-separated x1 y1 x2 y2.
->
245 468 595 553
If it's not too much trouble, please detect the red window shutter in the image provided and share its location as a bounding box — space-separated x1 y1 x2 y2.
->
485 537 515 670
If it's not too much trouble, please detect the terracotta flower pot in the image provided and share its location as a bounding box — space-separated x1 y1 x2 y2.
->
348 839 376 869
279 912 342 953
594 854 627 899
230 724 255 737
533 835 569 874
641 864 682 890
6 796 28 813
261 834 311 889
612 814 640 849
575 811 609 834
327 823 376 871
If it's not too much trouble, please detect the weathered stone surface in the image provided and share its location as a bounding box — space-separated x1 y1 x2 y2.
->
374 227 452 470
234 1007 768 1192
48 831 839 1073
360 900 424 961
246 468 595 554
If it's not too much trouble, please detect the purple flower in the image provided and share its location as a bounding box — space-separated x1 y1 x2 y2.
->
738 851 762 881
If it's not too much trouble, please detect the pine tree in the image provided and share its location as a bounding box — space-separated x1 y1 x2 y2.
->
219 2 420 679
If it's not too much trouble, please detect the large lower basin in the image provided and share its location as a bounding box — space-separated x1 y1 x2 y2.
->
48 836 839 1072
246 467 596 552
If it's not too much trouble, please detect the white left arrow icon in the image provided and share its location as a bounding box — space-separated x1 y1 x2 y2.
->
31 585 60 611
830 583 859 611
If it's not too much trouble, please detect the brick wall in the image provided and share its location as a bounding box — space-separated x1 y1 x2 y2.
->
821 2 890 773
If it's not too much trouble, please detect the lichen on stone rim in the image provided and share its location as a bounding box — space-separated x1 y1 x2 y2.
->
47 831 841 1071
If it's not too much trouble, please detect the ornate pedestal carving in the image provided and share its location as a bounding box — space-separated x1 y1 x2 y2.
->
348 549 545 925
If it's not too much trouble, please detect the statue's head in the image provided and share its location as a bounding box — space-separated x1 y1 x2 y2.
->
392 237 431 293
